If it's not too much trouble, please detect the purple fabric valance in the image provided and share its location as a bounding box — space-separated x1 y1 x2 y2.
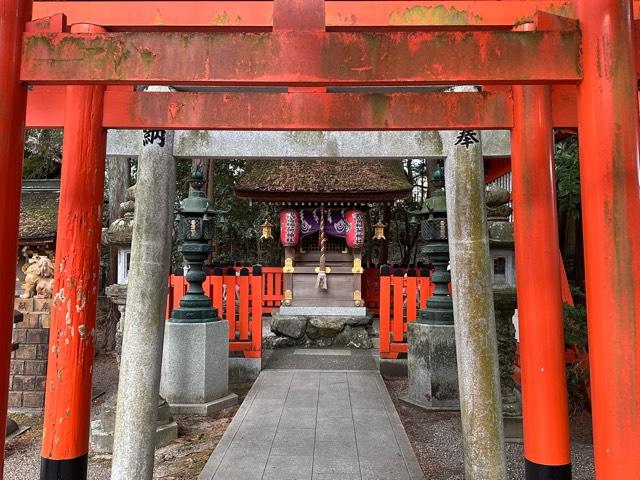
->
299 209 350 238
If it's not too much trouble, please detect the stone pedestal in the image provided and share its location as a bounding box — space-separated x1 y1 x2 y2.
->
104 283 127 360
405 322 459 409
160 320 237 415
90 397 178 453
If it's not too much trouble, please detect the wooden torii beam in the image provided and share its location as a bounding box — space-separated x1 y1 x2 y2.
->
24 86 580 130
29 1 640 30
20 29 580 85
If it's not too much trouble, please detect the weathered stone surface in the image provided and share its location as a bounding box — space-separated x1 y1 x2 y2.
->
111 126 177 480
486 204 513 220
344 315 373 327
407 322 459 409
309 317 347 336
264 335 298 349
444 125 506 479
309 336 333 348
485 188 510 207
161 320 232 410
493 287 521 417
333 326 372 349
488 222 514 246
270 313 307 339
305 323 321 340
91 397 178 454
108 129 511 160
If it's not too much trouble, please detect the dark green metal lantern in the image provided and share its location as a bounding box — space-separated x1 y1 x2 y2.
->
411 163 454 326
170 166 219 323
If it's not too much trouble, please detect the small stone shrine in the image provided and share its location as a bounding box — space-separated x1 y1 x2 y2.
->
235 158 413 348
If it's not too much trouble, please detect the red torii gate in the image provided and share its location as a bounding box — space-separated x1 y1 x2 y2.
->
1 1 639 479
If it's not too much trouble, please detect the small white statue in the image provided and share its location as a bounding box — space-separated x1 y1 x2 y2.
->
21 254 54 299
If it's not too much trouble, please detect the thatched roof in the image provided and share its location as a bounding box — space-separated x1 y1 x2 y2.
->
235 159 412 202
19 180 59 245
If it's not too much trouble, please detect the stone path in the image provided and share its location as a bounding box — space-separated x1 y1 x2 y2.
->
262 347 379 371
199 369 425 480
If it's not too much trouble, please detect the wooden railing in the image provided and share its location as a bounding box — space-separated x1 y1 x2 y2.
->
261 266 284 314
379 266 434 359
167 265 263 358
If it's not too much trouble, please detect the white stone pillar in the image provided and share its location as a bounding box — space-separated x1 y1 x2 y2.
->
444 128 507 479
111 128 176 480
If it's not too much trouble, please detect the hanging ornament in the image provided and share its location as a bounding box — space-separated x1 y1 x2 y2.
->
345 209 366 249
260 218 274 240
279 209 300 247
372 220 387 240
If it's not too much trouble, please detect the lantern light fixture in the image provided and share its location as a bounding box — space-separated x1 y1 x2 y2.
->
261 218 274 240
373 220 387 240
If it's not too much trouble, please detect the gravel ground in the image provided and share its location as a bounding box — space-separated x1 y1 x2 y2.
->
4 355 250 480
385 378 596 480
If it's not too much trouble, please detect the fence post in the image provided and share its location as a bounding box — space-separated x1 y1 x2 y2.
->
379 265 391 358
249 265 263 358
238 268 250 340
224 267 236 339
392 268 404 344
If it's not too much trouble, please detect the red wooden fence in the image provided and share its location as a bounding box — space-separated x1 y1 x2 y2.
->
261 266 283 314
379 267 435 359
167 266 263 358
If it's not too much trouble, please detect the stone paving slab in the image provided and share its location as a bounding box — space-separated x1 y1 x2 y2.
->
199 370 424 480
262 348 378 371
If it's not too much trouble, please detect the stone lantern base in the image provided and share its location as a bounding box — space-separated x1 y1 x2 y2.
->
160 320 237 415
404 322 459 409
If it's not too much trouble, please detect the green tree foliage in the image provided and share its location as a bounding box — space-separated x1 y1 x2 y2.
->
22 129 63 179
555 135 581 220
174 159 282 266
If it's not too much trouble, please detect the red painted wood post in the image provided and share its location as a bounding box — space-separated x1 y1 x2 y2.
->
224 267 236 339
512 75 571 477
577 1 640 477
405 268 418 327
212 267 224 320
0 0 33 473
379 266 391 358
392 268 404 343
238 268 250 340
248 265 263 358
40 22 107 479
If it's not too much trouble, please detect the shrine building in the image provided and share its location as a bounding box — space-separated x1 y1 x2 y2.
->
235 158 412 314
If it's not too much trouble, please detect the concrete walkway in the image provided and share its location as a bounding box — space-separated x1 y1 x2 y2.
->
199 369 424 480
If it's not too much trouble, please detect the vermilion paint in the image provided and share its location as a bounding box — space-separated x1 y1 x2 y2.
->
19 30 581 85
40 24 107 479
577 0 640 477
28 1 640 30
0 0 34 475
512 81 572 477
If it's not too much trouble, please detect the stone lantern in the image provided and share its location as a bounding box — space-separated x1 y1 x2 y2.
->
160 166 237 415
405 163 458 410
416 165 454 326
170 166 218 323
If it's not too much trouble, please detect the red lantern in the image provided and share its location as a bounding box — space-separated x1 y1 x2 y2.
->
280 209 300 247
345 210 366 249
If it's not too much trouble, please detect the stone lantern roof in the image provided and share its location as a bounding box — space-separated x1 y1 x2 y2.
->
234 158 412 203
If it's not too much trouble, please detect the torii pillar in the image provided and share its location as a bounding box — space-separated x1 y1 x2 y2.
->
512 80 571 478
577 0 640 478
39 23 107 480
0 0 33 475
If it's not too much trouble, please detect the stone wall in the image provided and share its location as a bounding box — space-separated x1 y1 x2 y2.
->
10 297 51 410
